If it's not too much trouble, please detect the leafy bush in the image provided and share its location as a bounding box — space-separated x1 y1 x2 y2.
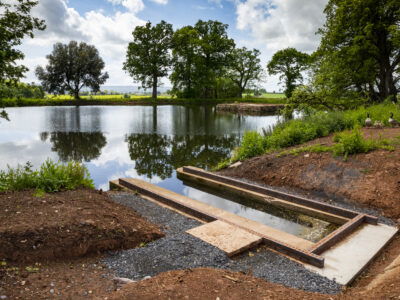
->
232 131 266 161
332 127 374 158
0 160 94 193
229 103 399 163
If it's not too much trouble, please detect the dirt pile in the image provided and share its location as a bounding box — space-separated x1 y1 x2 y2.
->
0 189 164 262
220 128 400 220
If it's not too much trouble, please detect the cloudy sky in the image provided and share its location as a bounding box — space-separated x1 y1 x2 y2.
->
19 0 328 91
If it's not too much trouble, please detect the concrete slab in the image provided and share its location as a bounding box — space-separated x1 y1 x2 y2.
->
305 223 398 285
187 220 262 256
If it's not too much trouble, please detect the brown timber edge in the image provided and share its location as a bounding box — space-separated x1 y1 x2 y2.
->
181 166 378 225
118 179 216 223
310 214 366 255
117 178 325 268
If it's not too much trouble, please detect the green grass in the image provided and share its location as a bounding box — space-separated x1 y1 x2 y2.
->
0 160 94 193
222 102 400 166
278 128 397 159
0 94 286 107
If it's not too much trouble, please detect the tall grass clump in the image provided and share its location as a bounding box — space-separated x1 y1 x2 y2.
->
232 131 266 161
227 102 399 165
0 160 94 193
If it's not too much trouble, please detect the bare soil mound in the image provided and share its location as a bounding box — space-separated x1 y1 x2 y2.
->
108 268 327 300
0 189 164 262
220 128 400 220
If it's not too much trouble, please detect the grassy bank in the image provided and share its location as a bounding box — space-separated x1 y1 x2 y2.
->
0 160 94 193
1 94 286 107
217 103 400 168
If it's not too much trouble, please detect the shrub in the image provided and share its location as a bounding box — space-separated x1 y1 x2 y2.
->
228 102 399 163
332 127 373 158
232 131 266 161
0 160 94 193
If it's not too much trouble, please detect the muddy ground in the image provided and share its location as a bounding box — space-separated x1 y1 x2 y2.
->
220 128 400 220
0 189 163 262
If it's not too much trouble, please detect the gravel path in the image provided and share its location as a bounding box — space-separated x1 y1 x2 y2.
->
105 192 342 294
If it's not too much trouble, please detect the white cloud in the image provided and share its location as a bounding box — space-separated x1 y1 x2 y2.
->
20 0 146 85
107 0 145 12
150 0 168 4
236 0 328 53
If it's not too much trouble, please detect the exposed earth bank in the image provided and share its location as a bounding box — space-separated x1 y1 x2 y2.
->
220 128 400 220
0 189 164 262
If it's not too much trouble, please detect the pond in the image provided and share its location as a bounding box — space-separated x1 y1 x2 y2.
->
0 105 278 189
0 105 336 240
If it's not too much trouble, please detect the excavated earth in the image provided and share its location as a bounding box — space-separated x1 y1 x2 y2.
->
220 128 400 220
0 189 163 262
1 128 400 299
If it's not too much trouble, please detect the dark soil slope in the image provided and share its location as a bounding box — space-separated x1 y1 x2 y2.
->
220 128 400 220
0 189 164 262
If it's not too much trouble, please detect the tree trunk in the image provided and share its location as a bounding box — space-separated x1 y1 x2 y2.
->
152 75 158 99
74 89 80 100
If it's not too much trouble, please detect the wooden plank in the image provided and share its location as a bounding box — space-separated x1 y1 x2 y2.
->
187 221 263 257
177 168 349 225
310 214 366 255
117 178 325 267
181 166 378 224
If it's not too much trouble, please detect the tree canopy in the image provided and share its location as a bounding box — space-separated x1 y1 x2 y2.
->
35 41 109 100
227 47 263 98
170 20 235 98
0 0 45 119
267 48 310 98
314 0 400 103
124 21 173 99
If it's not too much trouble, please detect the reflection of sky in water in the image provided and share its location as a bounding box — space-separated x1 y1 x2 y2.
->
0 106 327 238
0 106 280 188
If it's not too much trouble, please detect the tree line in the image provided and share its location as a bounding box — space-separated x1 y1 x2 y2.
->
1 0 399 111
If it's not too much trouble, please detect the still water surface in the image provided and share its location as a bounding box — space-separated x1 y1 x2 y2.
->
0 105 334 240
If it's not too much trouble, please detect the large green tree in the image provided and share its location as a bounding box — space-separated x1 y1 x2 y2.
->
170 20 235 99
0 0 45 119
267 48 310 98
124 21 173 99
35 41 109 100
170 26 199 98
315 0 400 102
227 47 263 98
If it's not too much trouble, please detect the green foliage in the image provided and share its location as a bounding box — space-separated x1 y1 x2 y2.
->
212 158 231 171
0 82 44 99
267 48 310 98
170 20 235 99
232 131 266 161
230 103 399 162
226 47 264 98
0 160 94 193
124 21 173 99
287 85 366 112
333 128 370 157
35 41 109 100
0 0 45 85
314 0 400 103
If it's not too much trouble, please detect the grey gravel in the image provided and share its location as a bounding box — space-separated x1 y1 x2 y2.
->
104 192 343 295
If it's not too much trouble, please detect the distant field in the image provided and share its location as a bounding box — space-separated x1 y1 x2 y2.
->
1 94 286 107
48 94 173 100
261 93 285 99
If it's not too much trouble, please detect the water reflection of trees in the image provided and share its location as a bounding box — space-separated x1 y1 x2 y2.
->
40 132 107 162
126 134 237 179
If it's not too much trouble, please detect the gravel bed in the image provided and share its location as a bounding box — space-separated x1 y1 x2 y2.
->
104 192 342 294
231 176 395 226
